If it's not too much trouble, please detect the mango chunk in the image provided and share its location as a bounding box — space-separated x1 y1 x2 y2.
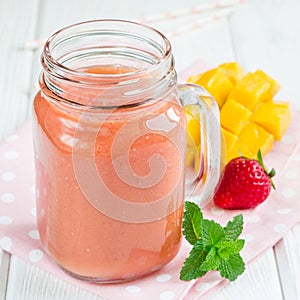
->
227 142 255 163
220 99 252 135
190 68 233 108
221 128 238 156
239 122 274 156
194 145 201 174
185 105 201 168
185 110 200 146
251 101 291 140
219 62 244 85
185 148 195 167
255 70 280 100
187 73 203 84
228 72 275 110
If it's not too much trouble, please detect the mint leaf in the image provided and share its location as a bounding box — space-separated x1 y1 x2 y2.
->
215 239 245 259
180 205 246 282
199 247 221 272
182 201 203 245
218 254 245 281
201 219 225 249
224 214 243 240
180 240 207 280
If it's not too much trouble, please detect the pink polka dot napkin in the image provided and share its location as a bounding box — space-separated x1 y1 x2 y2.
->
1 69 300 299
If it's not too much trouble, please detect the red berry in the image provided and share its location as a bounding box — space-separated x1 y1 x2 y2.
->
214 152 275 209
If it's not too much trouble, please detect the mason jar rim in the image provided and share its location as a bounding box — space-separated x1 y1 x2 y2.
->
42 19 173 81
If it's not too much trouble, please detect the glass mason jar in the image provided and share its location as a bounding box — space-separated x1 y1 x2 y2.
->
33 20 221 283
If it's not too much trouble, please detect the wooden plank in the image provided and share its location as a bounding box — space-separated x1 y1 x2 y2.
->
172 18 235 73
0 0 39 142
228 0 300 106
0 250 11 300
274 224 300 300
6 256 105 300
29 0 236 97
211 248 283 300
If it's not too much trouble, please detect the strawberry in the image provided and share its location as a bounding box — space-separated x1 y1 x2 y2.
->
214 150 275 209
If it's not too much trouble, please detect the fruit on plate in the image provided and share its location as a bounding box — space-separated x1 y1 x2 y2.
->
186 62 291 165
214 150 276 209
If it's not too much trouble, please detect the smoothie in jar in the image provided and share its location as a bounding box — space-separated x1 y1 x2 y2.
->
33 64 186 282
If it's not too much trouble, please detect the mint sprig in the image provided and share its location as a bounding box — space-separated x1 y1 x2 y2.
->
180 202 245 282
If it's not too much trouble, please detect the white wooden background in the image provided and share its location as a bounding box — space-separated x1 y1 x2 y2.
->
1 0 300 299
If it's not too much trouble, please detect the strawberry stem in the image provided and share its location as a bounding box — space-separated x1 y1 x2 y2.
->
256 150 276 190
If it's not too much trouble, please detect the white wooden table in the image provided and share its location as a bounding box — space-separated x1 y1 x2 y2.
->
1 0 300 299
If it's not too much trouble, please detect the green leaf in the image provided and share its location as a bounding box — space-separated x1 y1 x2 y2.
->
257 149 276 189
224 214 244 240
182 201 203 245
201 219 225 249
218 254 245 281
180 240 207 280
257 149 264 167
199 247 221 272
215 239 245 259
180 206 246 282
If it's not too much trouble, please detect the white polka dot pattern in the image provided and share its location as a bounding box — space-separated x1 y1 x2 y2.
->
247 215 260 223
159 291 175 300
30 207 37 217
29 249 44 262
125 286 141 293
281 134 294 144
1 193 15 203
210 206 224 216
28 230 40 240
277 208 291 214
243 234 254 243
285 170 298 179
1 172 16 182
0 216 12 225
0 236 12 251
156 274 172 282
274 224 288 233
4 150 18 160
5 134 19 142
281 188 296 198
195 283 210 291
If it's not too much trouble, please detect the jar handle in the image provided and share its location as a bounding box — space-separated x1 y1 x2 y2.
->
177 83 223 208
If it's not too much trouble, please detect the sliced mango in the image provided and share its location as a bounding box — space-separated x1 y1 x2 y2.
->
220 99 252 135
251 101 291 140
219 62 244 85
185 105 200 146
188 68 233 108
254 70 280 100
227 142 255 163
239 122 274 156
221 128 238 156
185 62 290 165
194 145 201 174
228 72 275 110
185 105 201 168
